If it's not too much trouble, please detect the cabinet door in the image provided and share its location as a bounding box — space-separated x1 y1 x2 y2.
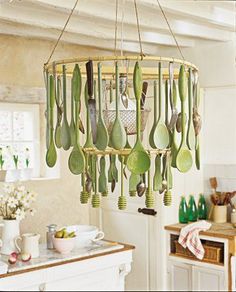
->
168 261 192 291
192 266 225 291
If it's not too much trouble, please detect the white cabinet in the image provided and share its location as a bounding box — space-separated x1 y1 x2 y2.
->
192 266 225 291
168 261 192 291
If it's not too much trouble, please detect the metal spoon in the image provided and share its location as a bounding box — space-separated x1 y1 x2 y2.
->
120 73 129 109
137 173 146 197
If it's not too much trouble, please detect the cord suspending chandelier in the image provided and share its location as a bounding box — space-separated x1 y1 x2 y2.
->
43 0 201 211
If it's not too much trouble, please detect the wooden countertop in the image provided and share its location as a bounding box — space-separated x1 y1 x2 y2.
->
165 222 236 240
0 241 135 279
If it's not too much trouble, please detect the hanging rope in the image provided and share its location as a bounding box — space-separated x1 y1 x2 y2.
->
134 0 145 59
156 0 185 61
45 0 79 66
120 0 125 57
114 0 119 56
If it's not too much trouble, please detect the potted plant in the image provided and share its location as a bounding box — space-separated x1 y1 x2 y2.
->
0 147 6 182
21 148 32 181
0 183 37 255
6 146 21 182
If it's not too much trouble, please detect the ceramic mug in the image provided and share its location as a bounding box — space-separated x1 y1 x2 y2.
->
212 205 227 223
66 225 104 248
15 233 40 258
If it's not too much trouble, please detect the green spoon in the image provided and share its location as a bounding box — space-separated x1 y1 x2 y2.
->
176 65 193 173
98 156 108 196
171 80 179 168
68 64 85 175
84 82 94 149
111 62 126 150
69 79 76 147
187 68 195 150
195 137 200 170
129 172 140 197
45 70 50 150
153 62 170 149
46 75 57 167
153 154 162 192
55 76 62 149
95 63 109 150
61 65 71 150
127 62 150 175
149 80 158 148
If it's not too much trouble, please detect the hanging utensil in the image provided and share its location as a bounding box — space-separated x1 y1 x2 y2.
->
120 73 129 109
68 64 85 175
145 168 154 208
84 82 94 149
153 62 170 149
141 81 148 110
176 65 193 173
186 68 195 150
46 75 57 167
137 173 146 197
69 79 76 147
92 156 100 208
111 62 126 150
98 156 108 197
95 63 109 150
118 128 131 164
160 155 167 194
193 70 202 137
108 154 118 192
45 70 50 150
110 80 114 104
86 60 97 144
153 154 162 192
80 170 89 204
129 172 140 197
165 79 171 147
149 80 158 148
163 153 172 206
176 112 187 133
127 62 150 174
118 156 127 210
55 76 63 149
168 62 178 131
61 65 71 150
171 80 179 168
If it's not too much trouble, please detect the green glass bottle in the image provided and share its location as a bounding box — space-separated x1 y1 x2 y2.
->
188 195 198 222
179 196 188 224
198 193 207 220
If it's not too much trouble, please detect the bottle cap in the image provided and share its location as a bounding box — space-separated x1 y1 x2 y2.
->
47 224 57 232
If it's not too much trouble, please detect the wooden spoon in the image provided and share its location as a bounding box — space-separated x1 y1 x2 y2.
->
176 65 193 173
153 62 170 149
186 68 195 150
61 65 71 150
54 76 63 149
111 62 126 150
171 80 179 168
149 80 158 148
127 62 150 174
95 63 109 150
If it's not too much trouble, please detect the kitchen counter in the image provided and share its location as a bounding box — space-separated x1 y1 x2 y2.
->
0 240 135 291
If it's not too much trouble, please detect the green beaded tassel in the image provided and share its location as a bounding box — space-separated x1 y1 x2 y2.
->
145 169 154 208
163 190 172 206
92 157 100 208
118 157 127 210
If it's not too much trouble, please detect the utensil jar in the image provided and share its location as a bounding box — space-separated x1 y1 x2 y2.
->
212 205 227 223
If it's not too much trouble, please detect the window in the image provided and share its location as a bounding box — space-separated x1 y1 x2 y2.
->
0 103 40 178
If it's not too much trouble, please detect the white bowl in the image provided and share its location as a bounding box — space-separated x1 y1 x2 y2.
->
52 236 76 254
66 225 104 248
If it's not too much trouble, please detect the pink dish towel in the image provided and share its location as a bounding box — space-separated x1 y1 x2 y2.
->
178 221 212 260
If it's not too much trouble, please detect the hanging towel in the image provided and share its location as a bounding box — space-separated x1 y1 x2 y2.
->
178 221 212 260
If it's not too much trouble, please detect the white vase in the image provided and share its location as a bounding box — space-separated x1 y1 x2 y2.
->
6 169 21 182
21 168 32 181
0 219 20 255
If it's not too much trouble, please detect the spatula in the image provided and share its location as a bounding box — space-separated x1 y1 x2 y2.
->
153 62 170 149
171 80 179 168
149 80 158 148
55 76 63 149
61 65 71 150
69 78 76 147
186 68 195 150
46 75 57 167
176 65 193 173
98 156 108 197
86 60 97 144
127 62 150 175
110 62 126 150
45 70 50 150
95 63 109 150
153 154 162 192
68 64 85 175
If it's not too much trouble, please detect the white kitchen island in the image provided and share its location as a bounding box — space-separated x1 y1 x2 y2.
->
0 241 134 291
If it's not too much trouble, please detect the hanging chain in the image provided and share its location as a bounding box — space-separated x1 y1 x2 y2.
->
134 0 145 59
114 0 119 56
156 0 185 61
45 0 79 66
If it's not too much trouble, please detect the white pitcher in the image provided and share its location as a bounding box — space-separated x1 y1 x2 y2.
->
15 233 40 258
0 219 20 255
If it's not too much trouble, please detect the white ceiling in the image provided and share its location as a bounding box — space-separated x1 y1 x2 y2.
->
0 0 235 55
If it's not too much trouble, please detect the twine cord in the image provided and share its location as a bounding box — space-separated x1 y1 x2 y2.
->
134 0 145 59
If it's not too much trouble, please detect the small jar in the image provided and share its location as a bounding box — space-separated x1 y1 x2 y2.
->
231 209 236 224
46 224 57 249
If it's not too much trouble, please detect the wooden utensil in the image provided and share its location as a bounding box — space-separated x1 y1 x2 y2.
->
209 177 217 194
46 75 57 167
118 156 127 210
176 65 193 173
61 65 71 150
95 63 109 150
45 70 50 150
129 172 140 197
145 168 154 208
186 68 195 150
111 62 126 150
149 80 158 148
98 156 108 197
153 154 162 192
153 62 170 149
84 82 94 149
171 80 179 168
92 156 100 208
127 62 150 175
69 78 76 146
168 62 178 131
141 81 148 110
55 76 63 149
68 64 85 175
86 60 97 144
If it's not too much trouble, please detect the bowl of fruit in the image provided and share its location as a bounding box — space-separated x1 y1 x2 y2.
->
53 228 76 254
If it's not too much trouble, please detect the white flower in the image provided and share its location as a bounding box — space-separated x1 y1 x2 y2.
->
3 183 14 194
0 193 7 204
15 191 25 201
17 185 26 193
27 191 37 202
15 208 25 221
7 197 18 208
29 208 36 216
21 197 30 208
